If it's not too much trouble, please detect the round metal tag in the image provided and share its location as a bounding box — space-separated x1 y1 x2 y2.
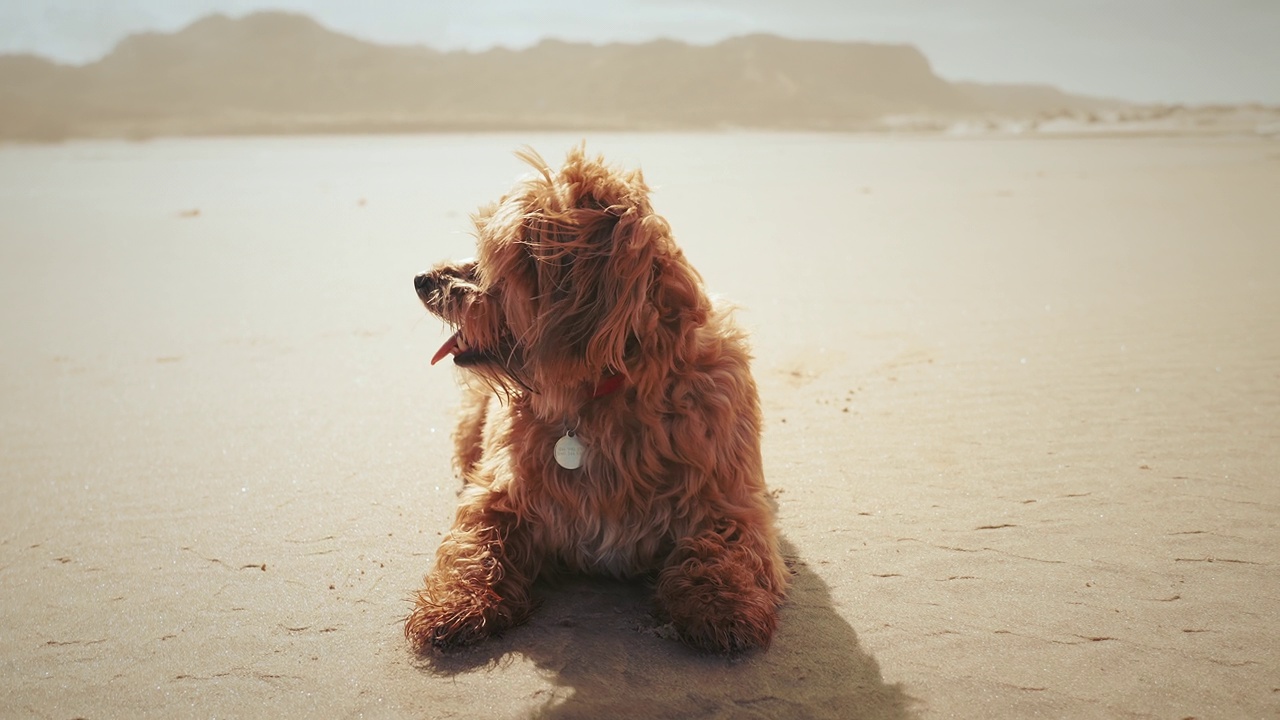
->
554 434 585 470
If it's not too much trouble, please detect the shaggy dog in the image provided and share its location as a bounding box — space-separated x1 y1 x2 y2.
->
406 147 788 653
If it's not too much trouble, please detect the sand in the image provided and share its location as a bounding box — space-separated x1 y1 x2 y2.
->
1 133 1277 719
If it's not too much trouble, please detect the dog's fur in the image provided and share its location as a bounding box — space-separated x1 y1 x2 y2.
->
406 147 788 653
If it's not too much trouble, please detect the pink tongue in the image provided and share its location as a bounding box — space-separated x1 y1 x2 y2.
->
431 332 461 365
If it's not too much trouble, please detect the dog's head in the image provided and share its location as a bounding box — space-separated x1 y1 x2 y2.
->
415 147 710 416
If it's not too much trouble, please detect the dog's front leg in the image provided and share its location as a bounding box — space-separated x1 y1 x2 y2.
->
405 488 537 651
656 520 788 653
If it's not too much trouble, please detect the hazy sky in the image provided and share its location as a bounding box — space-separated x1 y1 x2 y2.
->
2 0 1277 104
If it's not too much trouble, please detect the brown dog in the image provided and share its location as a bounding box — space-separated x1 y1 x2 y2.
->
406 147 788 653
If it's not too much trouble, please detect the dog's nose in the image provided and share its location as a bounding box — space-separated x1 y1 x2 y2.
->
414 273 434 294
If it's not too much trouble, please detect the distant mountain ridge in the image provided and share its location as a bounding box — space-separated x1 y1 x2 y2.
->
0 11 1127 141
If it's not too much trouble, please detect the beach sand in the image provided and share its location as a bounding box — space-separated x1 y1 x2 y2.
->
1 133 1277 718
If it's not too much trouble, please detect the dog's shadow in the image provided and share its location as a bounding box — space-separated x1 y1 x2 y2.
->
416 537 915 719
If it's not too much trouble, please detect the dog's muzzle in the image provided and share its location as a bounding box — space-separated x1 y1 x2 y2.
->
414 272 438 302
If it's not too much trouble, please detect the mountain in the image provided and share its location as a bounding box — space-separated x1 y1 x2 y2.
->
953 81 1128 115
0 11 1125 141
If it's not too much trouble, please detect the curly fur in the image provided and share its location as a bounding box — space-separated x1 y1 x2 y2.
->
406 146 788 653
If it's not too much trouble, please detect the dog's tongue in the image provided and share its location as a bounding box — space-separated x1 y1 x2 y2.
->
431 331 461 365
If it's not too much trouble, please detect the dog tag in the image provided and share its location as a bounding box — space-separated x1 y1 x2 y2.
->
554 433 585 470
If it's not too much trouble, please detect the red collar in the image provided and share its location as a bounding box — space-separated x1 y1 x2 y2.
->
592 372 626 399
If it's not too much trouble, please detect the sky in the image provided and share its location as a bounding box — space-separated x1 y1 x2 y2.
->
1 0 1277 105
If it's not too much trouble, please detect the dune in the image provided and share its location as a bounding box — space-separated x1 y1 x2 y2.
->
0 132 1277 718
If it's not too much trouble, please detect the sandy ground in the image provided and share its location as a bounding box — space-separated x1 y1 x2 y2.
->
1 133 1277 719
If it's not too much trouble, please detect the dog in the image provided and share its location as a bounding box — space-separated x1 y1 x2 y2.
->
406 147 788 653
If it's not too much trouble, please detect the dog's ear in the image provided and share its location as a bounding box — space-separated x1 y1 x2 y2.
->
520 200 643 370
581 205 662 371
518 148 709 374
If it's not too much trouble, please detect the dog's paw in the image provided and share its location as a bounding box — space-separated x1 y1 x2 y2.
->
658 543 785 653
404 601 493 653
670 600 778 654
